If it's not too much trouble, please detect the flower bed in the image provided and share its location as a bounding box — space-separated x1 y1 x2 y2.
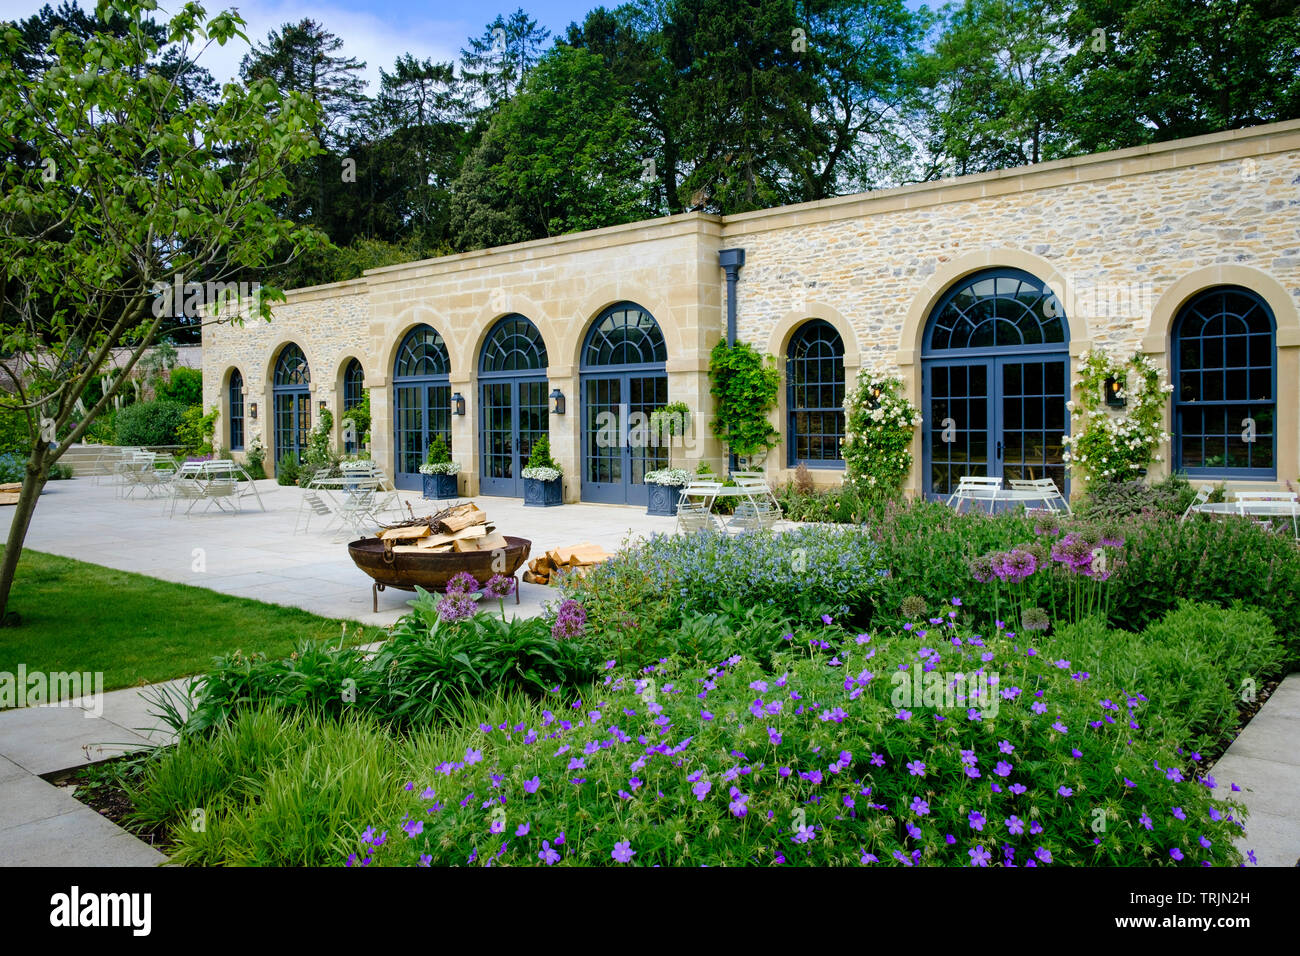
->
350 608 1260 867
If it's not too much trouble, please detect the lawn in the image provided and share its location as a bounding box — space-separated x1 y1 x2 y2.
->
0 549 384 693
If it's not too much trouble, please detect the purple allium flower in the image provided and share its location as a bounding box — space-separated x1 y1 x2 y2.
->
445 571 479 594
436 591 477 623
552 599 588 640
611 840 636 864
482 573 516 599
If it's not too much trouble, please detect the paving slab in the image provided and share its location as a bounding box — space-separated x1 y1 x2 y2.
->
0 786 166 867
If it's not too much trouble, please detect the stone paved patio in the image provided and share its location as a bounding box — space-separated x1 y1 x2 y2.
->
1 476 680 626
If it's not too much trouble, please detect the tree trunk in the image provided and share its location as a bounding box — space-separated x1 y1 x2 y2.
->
0 452 48 624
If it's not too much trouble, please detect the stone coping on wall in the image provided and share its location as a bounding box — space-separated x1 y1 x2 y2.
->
273 118 1300 304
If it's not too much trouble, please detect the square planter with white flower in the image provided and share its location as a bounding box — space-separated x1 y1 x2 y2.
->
419 436 460 500
644 468 690 515
521 435 563 507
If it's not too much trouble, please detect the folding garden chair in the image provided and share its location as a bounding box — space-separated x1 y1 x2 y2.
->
1179 485 1213 524
729 475 783 531
332 487 379 542
1008 477 1071 515
1234 490 1300 538
676 479 722 534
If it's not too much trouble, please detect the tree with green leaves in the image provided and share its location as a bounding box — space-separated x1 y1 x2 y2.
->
450 45 652 249
1059 0 1300 153
459 8 552 124
0 0 325 623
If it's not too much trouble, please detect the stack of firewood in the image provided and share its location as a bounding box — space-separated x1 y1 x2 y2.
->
376 502 507 553
522 541 613 585
0 482 20 506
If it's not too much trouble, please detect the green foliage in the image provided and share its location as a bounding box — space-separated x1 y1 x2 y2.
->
559 527 885 664
525 434 559 472
0 405 33 455
1074 473 1197 520
449 45 652 250
113 399 188 446
1064 350 1172 486
775 481 874 524
424 435 451 466
356 608 1256 867
707 340 781 462
127 707 422 866
181 600 594 733
343 390 371 445
243 433 266 479
176 404 219 455
302 408 337 475
841 375 920 499
275 453 301 486
155 367 203 406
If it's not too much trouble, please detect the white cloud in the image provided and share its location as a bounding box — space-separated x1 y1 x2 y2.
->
0 0 477 94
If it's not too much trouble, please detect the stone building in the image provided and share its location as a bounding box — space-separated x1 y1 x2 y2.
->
203 118 1300 503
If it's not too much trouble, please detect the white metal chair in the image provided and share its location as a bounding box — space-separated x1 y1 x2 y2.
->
676 479 722 534
730 475 783 530
1179 484 1214 523
1008 477 1071 515
332 486 379 542
947 475 1003 513
1234 490 1300 538
295 489 335 533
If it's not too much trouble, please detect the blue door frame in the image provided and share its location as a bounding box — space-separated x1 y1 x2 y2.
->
580 370 668 506
922 354 1070 501
480 377 548 497
393 379 450 491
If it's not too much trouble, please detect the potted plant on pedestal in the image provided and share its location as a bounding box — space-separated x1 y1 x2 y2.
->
419 435 460 499
521 435 563 507
644 401 692 515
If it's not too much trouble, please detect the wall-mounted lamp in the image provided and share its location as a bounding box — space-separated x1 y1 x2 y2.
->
319 399 328 413
451 392 466 416
249 402 258 421
866 385 881 410
549 388 565 416
1104 376 1126 408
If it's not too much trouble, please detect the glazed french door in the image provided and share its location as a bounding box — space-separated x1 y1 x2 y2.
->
480 378 548 497
580 372 668 505
393 382 451 490
924 356 1069 499
273 389 310 465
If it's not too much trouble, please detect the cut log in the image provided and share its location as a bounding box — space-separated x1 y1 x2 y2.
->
380 524 430 541
392 543 452 554
522 570 539 584
555 543 610 566
474 532 508 551
436 503 487 533
0 482 21 493
0 491 19 506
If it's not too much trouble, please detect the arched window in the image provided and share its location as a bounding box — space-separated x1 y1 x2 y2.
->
392 325 452 490
579 302 668 505
479 315 549 497
228 369 244 451
272 344 311 465
786 320 845 467
342 358 364 454
1173 287 1276 477
921 269 1070 498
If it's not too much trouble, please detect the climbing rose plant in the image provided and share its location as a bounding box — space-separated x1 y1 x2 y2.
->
1063 351 1172 487
842 375 922 497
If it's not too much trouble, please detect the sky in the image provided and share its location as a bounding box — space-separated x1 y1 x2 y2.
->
1 0 934 93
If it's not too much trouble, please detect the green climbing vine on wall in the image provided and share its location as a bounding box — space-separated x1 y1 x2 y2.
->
707 340 781 463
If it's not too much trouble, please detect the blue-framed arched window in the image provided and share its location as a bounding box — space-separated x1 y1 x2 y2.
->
579 302 668 505
921 269 1070 498
1173 287 1276 478
393 325 452 489
581 303 668 369
272 344 311 465
228 368 244 451
786 320 845 467
480 315 549 497
342 358 364 454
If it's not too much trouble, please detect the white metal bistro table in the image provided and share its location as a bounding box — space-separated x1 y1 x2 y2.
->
678 483 773 532
1188 499 1300 537
951 487 1065 514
